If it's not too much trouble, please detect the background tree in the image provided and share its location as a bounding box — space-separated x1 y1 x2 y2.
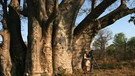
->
0 0 135 76
113 32 127 60
106 44 115 56
92 28 112 58
127 37 135 59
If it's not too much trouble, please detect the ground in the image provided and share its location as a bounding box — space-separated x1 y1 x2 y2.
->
73 58 135 76
87 68 135 76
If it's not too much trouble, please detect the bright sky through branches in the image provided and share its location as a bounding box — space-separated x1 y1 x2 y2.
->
76 0 135 43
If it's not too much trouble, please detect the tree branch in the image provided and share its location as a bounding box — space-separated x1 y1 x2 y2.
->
59 0 85 24
99 5 135 29
1 0 8 19
74 0 117 39
45 0 58 29
46 0 55 16
0 0 4 5
91 0 97 11
121 0 126 5
0 31 3 35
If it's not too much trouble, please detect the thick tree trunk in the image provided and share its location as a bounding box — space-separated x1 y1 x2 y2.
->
53 16 73 74
41 24 53 76
52 0 84 74
73 33 94 71
25 0 54 76
25 5 43 76
7 5 27 76
73 20 99 71
25 19 42 76
72 36 84 71
0 20 12 76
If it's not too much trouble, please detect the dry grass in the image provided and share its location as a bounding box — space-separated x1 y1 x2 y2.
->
72 58 135 76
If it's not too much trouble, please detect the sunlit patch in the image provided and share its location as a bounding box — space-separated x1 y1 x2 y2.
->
0 35 3 47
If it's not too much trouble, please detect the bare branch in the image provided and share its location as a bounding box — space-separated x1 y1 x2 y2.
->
46 0 58 23
46 0 57 16
3 0 7 18
74 0 117 39
0 31 3 35
121 0 126 5
99 5 135 29
0 0 4 5
91 0 97 11
43 0 59 32
58 0 85 26
0 0 7 16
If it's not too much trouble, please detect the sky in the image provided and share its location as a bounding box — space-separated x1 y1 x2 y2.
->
102 15 135 45
107 15 135 39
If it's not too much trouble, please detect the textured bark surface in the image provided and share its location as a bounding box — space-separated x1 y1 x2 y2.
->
25 0 55 76
0 20 12 76
52 0 85 74
41 27 53 76
53 16 73 74
25 10 43 76
73 33 95 71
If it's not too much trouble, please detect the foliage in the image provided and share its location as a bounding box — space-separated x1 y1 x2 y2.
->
106 44 115 56
127 36 135 48
126 37 135 59
93 32 135 61
128 16 135 24
113 32 127 48
112 33 127 60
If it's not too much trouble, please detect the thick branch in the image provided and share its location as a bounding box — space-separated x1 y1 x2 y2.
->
46 0 55 16
74 0 116 39
59 0 84 24
46 0 58 23
91 0 97 11
10 0 20 10
99 5 135 29
0 0 4 5
0 31 3 35
1 0 8 19
44 0 58 30
121 0 126 5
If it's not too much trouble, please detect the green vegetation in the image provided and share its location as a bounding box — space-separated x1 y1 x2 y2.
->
93 29 135 61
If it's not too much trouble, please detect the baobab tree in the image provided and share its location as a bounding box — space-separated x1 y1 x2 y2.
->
0 0 135 76
92 28 112 58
